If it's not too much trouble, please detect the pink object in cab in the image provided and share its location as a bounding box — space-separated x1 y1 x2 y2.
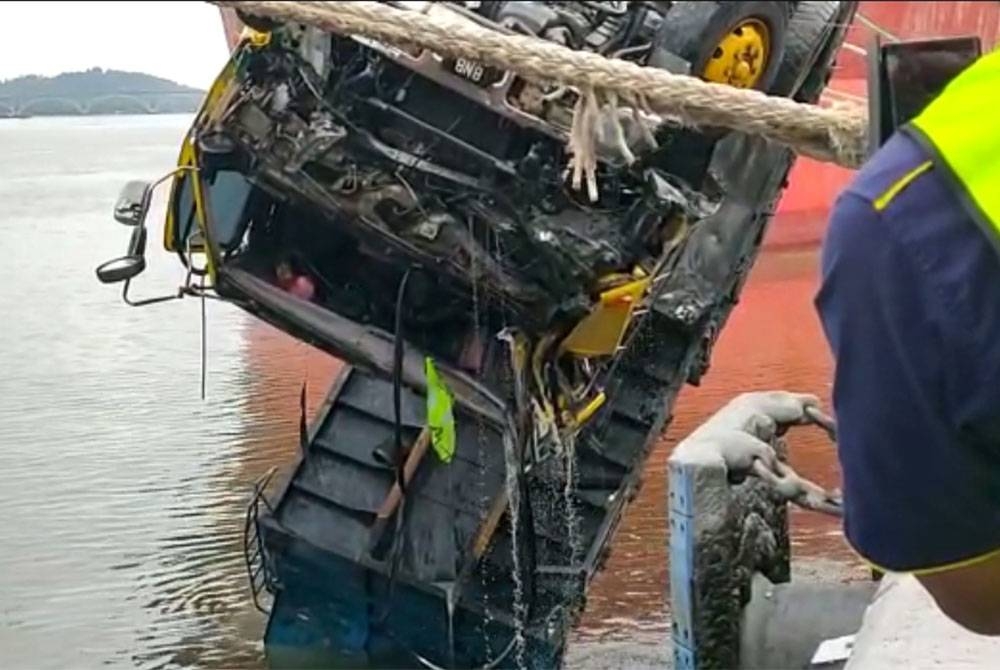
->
276 261 317 301
286 276 316 301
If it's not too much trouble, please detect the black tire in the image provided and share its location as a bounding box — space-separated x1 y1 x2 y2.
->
236 8 278 34
795 0 859 103
655 1 790 92
769 1 842 98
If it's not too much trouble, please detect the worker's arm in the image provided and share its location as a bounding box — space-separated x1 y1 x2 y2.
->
815 135 1000 635
917 553 1000 635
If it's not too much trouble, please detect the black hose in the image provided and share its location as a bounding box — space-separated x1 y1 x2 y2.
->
375 265 414 629
392 268 413 494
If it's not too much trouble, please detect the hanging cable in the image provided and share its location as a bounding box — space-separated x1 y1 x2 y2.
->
855 12 901 42
393 267 413 499
374 266 414 629
298 382 309 453
200 272 208 401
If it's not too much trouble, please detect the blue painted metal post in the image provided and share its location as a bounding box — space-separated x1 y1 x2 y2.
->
667 413 791 669
669 461 699 670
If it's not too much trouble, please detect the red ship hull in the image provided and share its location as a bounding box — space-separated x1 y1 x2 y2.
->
772 1 1000 248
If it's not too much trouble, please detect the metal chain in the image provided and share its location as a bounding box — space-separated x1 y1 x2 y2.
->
753 412 842 517
752 458 843 517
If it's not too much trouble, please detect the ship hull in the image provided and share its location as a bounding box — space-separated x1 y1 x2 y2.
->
772 0 1000 248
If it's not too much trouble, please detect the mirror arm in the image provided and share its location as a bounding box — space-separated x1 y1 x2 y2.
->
179 284 226 301
154 164 199 189
121 279 182 308
119 278 226 308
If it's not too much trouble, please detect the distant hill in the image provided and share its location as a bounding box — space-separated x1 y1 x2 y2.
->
0 68 206 117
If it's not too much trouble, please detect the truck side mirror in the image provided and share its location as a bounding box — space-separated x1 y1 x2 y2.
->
95 226 148 284
97 167 197 305
114 180 154 226
867 35 982 156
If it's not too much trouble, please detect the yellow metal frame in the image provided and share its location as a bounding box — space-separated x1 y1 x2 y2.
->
162 30 268 278
162 139 205 253
561 276 651 358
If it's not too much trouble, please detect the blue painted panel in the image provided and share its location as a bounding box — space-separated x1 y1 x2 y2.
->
669 462 696 516
674 641 696 670
669 463 697 664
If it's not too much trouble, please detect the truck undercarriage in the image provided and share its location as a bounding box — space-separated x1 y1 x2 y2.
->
97 2 860 667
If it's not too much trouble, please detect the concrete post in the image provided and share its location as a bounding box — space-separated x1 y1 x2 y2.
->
669 456 790 669
667 392 822 669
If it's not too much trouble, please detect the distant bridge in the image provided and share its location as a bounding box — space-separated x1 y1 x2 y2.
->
0 91 205 117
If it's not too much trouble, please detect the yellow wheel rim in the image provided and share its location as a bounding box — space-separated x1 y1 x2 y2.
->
702 18 770 89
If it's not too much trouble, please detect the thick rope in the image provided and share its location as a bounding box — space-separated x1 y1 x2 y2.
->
214 0 867 169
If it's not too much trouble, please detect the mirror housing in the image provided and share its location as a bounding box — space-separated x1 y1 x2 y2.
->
95 255 147 284
867 35 981 156
114 180 154 226
95 226 148 284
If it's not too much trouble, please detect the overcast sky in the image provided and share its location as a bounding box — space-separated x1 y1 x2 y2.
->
1 1 231 89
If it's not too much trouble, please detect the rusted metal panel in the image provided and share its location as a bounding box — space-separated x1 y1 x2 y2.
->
218 7 244 52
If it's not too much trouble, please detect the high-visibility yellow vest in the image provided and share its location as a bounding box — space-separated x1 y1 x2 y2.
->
906 48 1000 241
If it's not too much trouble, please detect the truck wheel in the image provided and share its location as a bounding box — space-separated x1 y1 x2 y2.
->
655 1 790 91
236 8 277 34
795 0 859 103
769 1 842 98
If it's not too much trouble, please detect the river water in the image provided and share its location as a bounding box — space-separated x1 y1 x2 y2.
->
0 115 863 669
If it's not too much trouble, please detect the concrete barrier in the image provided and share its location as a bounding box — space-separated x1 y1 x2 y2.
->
668 392 874 669
846 574 1000 669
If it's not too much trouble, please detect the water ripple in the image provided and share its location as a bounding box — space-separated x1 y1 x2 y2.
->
0 116 338 670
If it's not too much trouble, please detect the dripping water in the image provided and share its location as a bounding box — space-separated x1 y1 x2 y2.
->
501 427 529 669
562 431 583 566
438 580 458 670
497 328 530 669
468 216 496 661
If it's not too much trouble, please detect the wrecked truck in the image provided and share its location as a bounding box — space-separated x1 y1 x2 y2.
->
95 1 859 667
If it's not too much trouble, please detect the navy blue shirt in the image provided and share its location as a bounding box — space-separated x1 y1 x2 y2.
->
816 130 1000 572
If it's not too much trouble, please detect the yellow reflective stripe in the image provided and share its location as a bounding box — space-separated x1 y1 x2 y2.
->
873 160 933 212
848 537 1000 577
910 48 1000 236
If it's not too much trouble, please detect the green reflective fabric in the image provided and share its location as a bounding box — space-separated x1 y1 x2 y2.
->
425 357 456 464
908 48 1000 242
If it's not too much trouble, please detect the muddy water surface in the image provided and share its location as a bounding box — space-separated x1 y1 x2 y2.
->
0 115 861 669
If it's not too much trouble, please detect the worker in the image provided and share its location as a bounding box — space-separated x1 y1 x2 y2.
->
816 46 1000 635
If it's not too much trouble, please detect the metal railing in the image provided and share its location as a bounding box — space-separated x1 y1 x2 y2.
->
243 466 279 614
